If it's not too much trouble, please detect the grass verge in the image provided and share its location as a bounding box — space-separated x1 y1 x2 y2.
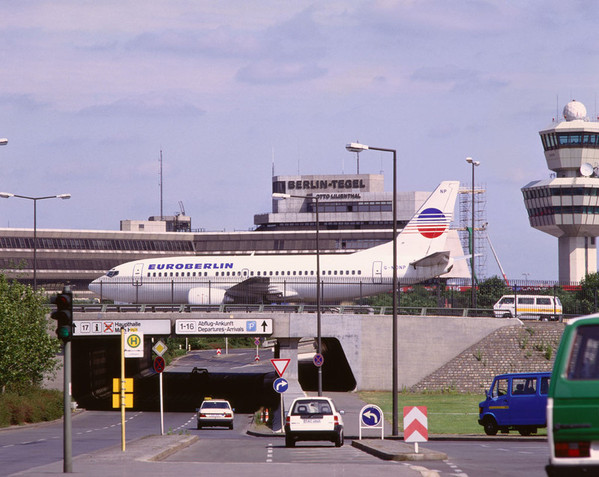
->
358 391 488 435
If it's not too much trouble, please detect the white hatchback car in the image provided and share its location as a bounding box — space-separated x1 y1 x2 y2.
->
285 396 344 447
196 399 234 430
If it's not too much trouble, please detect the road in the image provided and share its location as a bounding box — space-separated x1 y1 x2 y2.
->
2 408 553 476
421 440 549 476
0 409 194 476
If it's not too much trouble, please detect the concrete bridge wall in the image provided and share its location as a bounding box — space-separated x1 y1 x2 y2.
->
74 311 513 391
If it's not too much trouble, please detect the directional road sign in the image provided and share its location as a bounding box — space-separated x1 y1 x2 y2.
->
74 319 171 336
273 377 289 393
361 405 383 427
175 318 273 335
359 404 385 440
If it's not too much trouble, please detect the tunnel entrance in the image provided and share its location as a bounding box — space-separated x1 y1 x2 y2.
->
297 337 357 392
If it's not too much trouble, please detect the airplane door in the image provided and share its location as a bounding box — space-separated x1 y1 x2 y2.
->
372 261 383 284
133 263 144 286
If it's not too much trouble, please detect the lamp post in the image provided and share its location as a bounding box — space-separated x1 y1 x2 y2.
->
345 141 399 436
465 157 480 309
0 193 71 290
273 191 323 396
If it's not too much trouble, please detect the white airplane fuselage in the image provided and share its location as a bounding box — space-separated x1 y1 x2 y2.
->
89 181 460 305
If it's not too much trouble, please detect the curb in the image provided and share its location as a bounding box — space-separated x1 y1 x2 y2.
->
352 439 447 461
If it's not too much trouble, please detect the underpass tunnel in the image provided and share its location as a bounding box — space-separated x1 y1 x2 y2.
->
296 337 357 392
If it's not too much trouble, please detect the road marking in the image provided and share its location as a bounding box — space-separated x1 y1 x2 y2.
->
266 443 273 463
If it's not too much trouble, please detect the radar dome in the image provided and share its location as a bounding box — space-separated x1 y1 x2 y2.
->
563 100 587 121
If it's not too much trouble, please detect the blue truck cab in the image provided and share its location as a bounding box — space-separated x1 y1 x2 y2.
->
478 371 551 436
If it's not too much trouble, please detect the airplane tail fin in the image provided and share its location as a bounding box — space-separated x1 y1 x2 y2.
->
356 181 460 265
398 180 460 258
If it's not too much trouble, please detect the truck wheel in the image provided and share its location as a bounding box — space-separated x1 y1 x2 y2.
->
518 427 536 436
502 312 512 318
285 434 295 448
483 417 498 436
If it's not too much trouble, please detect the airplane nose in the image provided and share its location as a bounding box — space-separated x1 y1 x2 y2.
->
88 279 101 294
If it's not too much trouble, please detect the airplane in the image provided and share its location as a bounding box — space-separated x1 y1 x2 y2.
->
88 181 460 305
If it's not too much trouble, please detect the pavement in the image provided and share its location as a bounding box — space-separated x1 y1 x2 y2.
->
10 391 546 476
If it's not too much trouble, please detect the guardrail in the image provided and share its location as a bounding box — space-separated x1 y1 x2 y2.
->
71 303 544 318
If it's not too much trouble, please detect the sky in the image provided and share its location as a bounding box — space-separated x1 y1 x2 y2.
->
1 0 598 281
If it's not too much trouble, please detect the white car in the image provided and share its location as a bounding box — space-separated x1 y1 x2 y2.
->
196 399 234 430
285 396 344 447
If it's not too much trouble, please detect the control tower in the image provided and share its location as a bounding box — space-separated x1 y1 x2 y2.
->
523 100 599 283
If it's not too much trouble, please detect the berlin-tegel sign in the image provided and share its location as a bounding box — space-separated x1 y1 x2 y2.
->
175 318 273 335
73 319 171 336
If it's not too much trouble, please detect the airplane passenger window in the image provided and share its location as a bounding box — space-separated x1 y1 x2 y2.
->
269 271 273 276
299 271 302 275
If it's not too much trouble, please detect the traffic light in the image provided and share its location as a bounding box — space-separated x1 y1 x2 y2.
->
51 286 73 342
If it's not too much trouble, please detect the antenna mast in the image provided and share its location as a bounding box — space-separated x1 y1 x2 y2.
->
159 150 164 221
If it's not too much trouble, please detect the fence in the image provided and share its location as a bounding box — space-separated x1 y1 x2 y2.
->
87 275 599 319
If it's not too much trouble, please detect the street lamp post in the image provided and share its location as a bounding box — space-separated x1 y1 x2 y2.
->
273 192 323 396
466 157 480 309
0 193 71 290
345 142 399 436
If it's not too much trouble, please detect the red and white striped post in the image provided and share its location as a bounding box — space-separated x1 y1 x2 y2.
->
403 406 428 453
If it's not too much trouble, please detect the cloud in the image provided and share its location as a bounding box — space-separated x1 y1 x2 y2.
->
411 66 508 92
77 94 205 118
236 60 327 85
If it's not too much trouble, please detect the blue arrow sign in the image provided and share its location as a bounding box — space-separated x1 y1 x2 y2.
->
273 377 289 393
361 405 382 427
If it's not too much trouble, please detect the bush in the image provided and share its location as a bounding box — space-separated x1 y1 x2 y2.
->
0 387 63 427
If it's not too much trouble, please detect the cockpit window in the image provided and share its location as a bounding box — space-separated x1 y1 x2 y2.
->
106 270 119 278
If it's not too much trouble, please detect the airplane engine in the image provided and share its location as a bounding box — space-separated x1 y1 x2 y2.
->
187 287 228 305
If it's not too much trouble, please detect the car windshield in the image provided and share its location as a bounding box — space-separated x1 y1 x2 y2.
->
202 401 230 409
292 399 333 415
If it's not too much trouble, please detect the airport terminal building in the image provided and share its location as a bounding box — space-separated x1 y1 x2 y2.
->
0 173 468 294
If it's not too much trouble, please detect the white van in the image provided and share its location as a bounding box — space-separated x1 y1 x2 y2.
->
493 295 562 320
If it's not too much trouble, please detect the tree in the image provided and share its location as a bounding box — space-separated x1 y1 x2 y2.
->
476 276 510 308
0 275 60 392
575 272 599 315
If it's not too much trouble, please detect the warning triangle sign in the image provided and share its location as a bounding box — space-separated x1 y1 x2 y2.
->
270 358 290 377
